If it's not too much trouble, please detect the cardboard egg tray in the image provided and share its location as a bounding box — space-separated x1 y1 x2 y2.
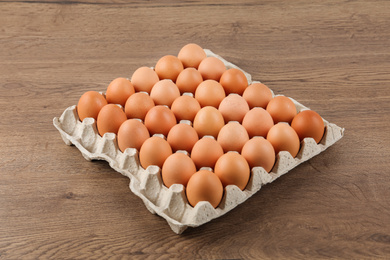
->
53 49 344 234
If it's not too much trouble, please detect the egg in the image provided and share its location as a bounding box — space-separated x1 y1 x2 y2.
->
186 169 224 208
218 94 250 123
150 79 180 107
175 68 203 94
242 82 273 109
217 121 249 153
267 122 300 158
177 43 206 68
197 56 226 81
214 152 250 191
266 96 297 124
194 80 226 108
124 92 155 121
96 104 127 136
190 136 224 170
219 68 248 95
117 119 150 152
167 123 199 153
130 66 160 93
161 152 197 188
139 135 172 169
77 91 107 121
154 55 183 82
242 107 274 138
144 105 176 136
105 77 135 107
171 94 201 122
241 137 275 172
193 106 225 139
291 110 325 143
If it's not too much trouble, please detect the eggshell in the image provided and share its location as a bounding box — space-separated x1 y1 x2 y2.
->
124 92 155 121
242 83 273 109
195 80 226 108
175 68 203 94
241 137 275 172
150 79 180 107
117 119 150 152
171 95 201 122
193 106 225 139
167 123 199 153
242 107 274 138
77 91 107 121
266 96 297 124
96 104 127 136
267 122 300 158
218 94 249 123
144 105 176 136
214 152 250 191
219 68 248 95
291 110 325 143
198 56 226 81
106 77 135 107
139 135 172 169
190 136 224 170
217 121 249 153
131 66 160 93
162 152 197 188
178 43 206 68
154 55 183 82
186 169 224 208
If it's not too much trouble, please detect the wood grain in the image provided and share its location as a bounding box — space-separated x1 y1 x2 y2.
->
1 0 390 259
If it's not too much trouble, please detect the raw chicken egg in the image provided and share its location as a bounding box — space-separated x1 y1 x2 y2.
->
241 137 275 172
117 119 150 152
150 79 180 107
190 136 224 170
167 123 199 153
186 169 224 208
144 105 176 136
195 80 226 108
193 106 225 139
139 135 172 169
161 152 197 188
131 66 160 93
124 92 155 121
175 68 203 94
291 109 325 143
154 55 183 82
266 96 297 124
267 122 300 158
214 152 250 191
218 94 249 123
219 68 248 95
106 77 135 107
198 56 226 81
77 91 107 121
217 121 249 153
242 82 273 109
177 43 206 69
96 104 127 136
242 107 274 138
171 94 201 122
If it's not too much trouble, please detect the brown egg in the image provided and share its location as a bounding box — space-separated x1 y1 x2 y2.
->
154 55 183 82
219 68 248 95
177 43 206 69
130 66 160 93
161 152 197 188
267 123 300 158
198 57 226 81
186 169 224 208
241 137 275 172
291 110 325 143
167 123 199 153
106 77 135 107
191 136 224 170
171 95 201 122
242 107 274 138
217 121 249 153
175 68 203 94
77 91 107 121
266 96 297 124
214 152 250 191
193 106 225 139
195 80 226 108
242 83 273 109
117 119 150 152
124 92 155 121
144 105 176 136
96 104 127 136
150 79 180 108
139 135 172 169
218 94 250 123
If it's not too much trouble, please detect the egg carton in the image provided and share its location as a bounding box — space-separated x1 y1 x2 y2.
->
53 50 344 234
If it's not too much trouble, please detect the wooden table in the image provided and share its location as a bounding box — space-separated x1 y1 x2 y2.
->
1 1 389 259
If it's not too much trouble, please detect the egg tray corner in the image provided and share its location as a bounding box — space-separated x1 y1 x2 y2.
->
53 49 344 234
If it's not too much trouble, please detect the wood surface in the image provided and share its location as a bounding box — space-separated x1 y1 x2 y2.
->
1 0 389 259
